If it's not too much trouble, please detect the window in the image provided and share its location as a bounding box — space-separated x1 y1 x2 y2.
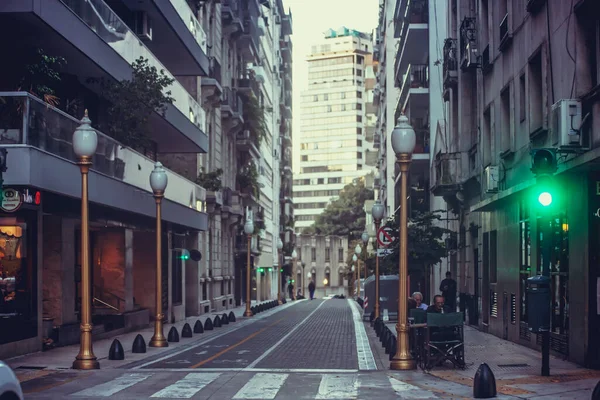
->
325 270 331 287
500 85 511 153
357 91 362 98
483 107 492 166
317 178 324 184
301 155 308 161
519 74 526 122
357 128 362 135
529 50 544 133
324 94 329 101
338 248 344 262
327 105 332 112
297 247 301 260
311 248 316 262
356 69 362 77
325 248 330 262
313 95 318 101
341 104 346 111
341 92 346 99
338 270 344 286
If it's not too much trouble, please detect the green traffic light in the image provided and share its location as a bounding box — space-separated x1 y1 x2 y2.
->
258 268 264 272
280 268 283 272
268 267 273 272
538 191 553 207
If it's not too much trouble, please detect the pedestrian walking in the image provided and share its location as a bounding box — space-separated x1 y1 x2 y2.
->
308 280 315 300
440 271 457 311
288 281 295 300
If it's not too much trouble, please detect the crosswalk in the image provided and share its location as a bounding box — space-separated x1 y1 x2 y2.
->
59 371 442 399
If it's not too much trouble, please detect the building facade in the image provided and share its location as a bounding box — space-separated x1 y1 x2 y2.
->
434 0 600 368
0 0 291 360
293 28 375 231
293 235 349 298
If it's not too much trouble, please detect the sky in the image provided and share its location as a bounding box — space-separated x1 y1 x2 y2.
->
281 0 380 173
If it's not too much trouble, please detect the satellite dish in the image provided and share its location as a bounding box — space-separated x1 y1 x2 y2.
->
189 249 202 262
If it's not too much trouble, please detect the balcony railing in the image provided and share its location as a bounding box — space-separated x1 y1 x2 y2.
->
0 92 205 207
62 0 206 131
222 87 243 115
237 74 260 98
171 0 207 53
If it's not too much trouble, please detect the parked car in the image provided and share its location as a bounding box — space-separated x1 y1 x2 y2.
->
0 361 23 400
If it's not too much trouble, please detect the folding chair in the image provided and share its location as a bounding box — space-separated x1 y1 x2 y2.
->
424 312 465 370
409 309 427 367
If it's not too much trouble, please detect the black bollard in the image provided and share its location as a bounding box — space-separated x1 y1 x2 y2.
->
132 334 147 353
385 334 394 354
592 380 600 400
213 315 222 328
250 306 256 315
389 337 397 361
381 329 389 344
108 339 125 360
204 317 214 330
194 320 204 334
473 363 497 398
369 311 375 325
228 311 236 322
181 323 193 338
167 326 180 343
221 313 229 324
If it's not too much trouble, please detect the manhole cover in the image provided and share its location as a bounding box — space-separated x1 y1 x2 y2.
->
497 363 529 368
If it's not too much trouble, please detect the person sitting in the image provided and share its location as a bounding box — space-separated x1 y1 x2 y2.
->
427 295 451 314
412 291 428 310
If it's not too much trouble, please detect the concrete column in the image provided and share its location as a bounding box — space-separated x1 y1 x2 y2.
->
124 229 134 312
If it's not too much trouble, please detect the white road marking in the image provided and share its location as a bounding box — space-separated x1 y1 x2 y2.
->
71 373 149 397
245 300 326 369
150 373 220 398
233 372 288 399
140 368 359 373
165 360 191 364
195 350 208 355
237 350 250 354
349 299 377 370
388 377 438 399
316 374 358 399
133 301 301 369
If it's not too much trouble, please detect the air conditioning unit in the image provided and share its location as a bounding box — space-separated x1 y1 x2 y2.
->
133 11 153 41
551 99 582 148
484 165 499 193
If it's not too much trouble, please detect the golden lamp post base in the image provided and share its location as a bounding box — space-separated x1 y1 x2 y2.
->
390 357 417 371
243 310 253 317
149 337 169 348
278 299 282 305
72 358 100 370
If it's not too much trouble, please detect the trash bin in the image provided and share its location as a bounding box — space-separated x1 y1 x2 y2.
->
526 275 551 333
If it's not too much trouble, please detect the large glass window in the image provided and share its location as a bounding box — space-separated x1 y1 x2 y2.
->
0 217 37 345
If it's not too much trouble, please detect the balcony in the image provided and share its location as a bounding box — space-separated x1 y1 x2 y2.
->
201 57 223 106
281 12 293 36
235 130 260 161
221 0 244 34
0 92 207 229
397 64 429 117
431 152 464 197
443 38 458 100
115 0 209 75
280 39 292 63
498 13 512 51
0 0 208 153
394 0 429 82
280 93 292 118
237 74 261 99
221 87 244 126
239 13 263 62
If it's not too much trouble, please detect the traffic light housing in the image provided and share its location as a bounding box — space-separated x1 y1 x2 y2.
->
531 148 558 208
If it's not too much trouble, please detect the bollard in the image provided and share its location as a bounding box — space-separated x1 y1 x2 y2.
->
388 336 397 361
108 339 125 360
385 333 394 355
592 380 600 400
250 306 256 315
213 315 222 328
369 311 375 326
221 313 229 324
375 319 382 336
194 320 204 334
181 323 193 338
204 318 214 331
132 334 147 353
473 363 497 398
228 311 236 322
167 326 180 343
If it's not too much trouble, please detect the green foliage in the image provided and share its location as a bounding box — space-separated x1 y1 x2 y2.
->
196 168 223 192
312 180 374 242
241 94 267 147
237 162 260 198
19 48 66 107
379 210 451 274
90 57 174 147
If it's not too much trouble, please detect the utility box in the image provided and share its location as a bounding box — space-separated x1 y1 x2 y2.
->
527 275 551 333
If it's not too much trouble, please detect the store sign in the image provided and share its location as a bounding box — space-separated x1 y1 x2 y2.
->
0 188 41 212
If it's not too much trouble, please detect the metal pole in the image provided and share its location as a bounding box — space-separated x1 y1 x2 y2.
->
390 154 416 370
73 157 99 370
364 243 368 280
277 250 282 305
244 235 253 317
541 215 552 376
149 194 168 347
374 219 381 319
357 258 361 297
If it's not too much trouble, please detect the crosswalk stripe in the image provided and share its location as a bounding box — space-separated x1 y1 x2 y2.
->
150 372 221 398
71 373 150 397
316 374 358 399
233 373 289 399
388 377 438 399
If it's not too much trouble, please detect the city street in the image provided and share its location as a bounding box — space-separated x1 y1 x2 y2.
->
17 299 478 399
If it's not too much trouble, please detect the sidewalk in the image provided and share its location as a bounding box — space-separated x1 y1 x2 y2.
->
381 321 600 398
8 300 300 382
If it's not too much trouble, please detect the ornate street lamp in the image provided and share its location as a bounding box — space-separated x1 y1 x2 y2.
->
354 244 362 297
371 200 385 319
243 217 254 316
361 231 369 279
351 264 356 297
291 249 298 299
149 162 169 348
72 110 99 370
390 114 417 371
277 239 284 305
301 262 306 296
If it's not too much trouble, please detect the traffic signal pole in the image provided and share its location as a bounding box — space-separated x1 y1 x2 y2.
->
540 214 551 377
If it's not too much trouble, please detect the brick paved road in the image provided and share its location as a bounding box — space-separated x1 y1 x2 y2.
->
255 299 358 369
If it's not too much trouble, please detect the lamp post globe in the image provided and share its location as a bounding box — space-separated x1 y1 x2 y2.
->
354 244 362 255
351 265 355 272
277 238 284 250
149 162 168 193
72 110 98 158
391 114 416 156
352 254 358 262
244 219 254 235
307 272 312 278
361 231 369 245
291 249 297 259
372 200 385 220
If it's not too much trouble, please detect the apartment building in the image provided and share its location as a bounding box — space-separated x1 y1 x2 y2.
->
293 28 375 231
436 0 600 368
0 0 292 360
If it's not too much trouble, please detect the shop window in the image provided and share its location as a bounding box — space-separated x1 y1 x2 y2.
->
338 248 344 262
311 248 316 262
0 219 37 345
325 248 330 262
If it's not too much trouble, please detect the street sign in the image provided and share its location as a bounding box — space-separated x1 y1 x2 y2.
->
377 226 395 247
377 248 393 257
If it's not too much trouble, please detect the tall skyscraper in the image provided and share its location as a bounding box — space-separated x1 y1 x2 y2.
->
293 27 374 231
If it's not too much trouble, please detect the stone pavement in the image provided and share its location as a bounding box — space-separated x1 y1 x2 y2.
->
377 320 600 399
